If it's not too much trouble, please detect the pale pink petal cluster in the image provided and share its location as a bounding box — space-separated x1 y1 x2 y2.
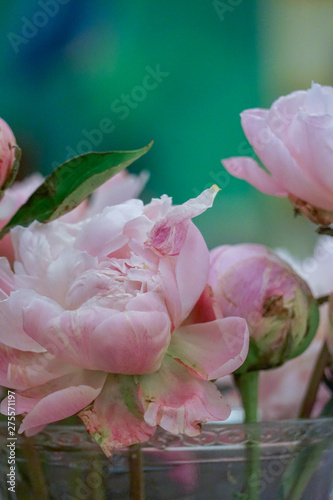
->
222 83 333 224
0 187 248 455
0 169 148 264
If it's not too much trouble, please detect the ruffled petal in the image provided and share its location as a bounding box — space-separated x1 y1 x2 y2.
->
79 374 156 456
167 317 249 380
146 186 219 256
138 356 230 436
74 201 143 259
23 297 171 374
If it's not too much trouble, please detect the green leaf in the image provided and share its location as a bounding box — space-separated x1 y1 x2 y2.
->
0 142 152 238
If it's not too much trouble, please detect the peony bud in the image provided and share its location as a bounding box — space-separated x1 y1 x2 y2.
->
0 118 16 189
199 243 319 372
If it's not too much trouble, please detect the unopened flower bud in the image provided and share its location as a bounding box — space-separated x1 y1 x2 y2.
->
0 117 16 189
200 243 319 371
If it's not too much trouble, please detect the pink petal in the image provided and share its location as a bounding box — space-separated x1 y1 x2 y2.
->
291 113 333 201
222 157 288 196
1 394 39 415
175 223 211 324
74 201 143 259
87 170 149 216
0 291 47 352
168 317 249 380
0 257 15 296
138 357 231 436
79 374 156 456
18 370 106 434
23 298 171 374
146 186 220 256
0 342 77 390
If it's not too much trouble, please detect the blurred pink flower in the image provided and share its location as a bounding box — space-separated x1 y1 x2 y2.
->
194 244 318 371
0 118 16 189
222 83 333 224
0 187 248 455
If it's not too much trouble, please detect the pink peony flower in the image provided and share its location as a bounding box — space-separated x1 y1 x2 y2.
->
222 83 333 224
0 118 16 189
0 187 248 456
195 243 318 371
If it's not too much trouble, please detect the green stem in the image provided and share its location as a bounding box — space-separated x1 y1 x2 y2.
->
129 443 145 500
299 342 330 418
234 371 260 500
21 435 50 500
234 371 259 423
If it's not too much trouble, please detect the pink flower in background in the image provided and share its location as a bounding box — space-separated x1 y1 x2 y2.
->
195 244 318 370
0 118 16 188
0 187 248 456
222 83 333 224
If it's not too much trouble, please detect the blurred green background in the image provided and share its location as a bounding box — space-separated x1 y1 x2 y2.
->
1 0 333 255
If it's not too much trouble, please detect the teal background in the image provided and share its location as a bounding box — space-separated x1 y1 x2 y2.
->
1 0 332 254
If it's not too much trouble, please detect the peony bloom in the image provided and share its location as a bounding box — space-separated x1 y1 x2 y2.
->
0 187 248 455
195 244 319 371
222 83 333 225
0 118 16 189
